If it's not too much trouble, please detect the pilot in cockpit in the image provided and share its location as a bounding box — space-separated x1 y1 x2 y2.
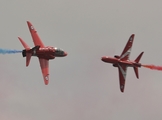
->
54 47 67 57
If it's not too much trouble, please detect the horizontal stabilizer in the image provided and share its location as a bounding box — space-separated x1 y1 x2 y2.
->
133 52 144 79
133 67 139 79
18 37 32 67
26 53 32 66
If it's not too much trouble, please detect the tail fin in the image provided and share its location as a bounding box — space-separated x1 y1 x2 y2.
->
135 52 144 63
18 37 31 67
133 52 144 79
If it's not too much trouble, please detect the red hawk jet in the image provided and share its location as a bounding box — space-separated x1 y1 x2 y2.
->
18 21 67 85
101 34 144 92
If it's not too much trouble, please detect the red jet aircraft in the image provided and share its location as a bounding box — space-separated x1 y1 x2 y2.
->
101 34 144 92
18 21 67 85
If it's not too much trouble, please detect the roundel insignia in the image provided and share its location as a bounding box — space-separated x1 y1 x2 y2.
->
130 36 133 41
45 76 49 80
31 26 34 29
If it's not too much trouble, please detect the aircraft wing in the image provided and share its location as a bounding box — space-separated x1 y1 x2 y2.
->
119 34 134 61
39 58 49 85
117 64 128 92
27 21 45 48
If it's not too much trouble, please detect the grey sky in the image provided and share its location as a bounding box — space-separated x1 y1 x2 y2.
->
0 0 162 120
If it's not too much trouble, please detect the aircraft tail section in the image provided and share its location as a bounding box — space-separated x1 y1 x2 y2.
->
135 52 144 63
18 37 32 66
26 53 32 66
22 46 39 66
18 37 30 50
133 67 139 79
133 52 144 79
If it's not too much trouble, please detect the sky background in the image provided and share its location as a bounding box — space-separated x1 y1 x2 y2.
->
0 0 162 120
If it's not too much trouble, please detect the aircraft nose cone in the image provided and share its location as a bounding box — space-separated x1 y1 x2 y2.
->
101 56 107 62
64 52 68 56
101 56 105 61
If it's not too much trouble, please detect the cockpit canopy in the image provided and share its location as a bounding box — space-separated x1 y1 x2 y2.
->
54 47 65 56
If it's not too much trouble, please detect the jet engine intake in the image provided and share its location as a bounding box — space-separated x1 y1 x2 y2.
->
114 55 120 59
113 64 118 67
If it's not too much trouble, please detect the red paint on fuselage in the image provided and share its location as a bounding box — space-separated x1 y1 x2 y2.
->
101 56 141 67
36 47 55 59
26 46 67 60
101 57 118 64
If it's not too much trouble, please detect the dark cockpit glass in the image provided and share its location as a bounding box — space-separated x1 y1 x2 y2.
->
54 47 64 56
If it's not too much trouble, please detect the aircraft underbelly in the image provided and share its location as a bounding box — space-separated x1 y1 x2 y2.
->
36 52 54 59
105 58 118 63
119 61 141 67
119 61 132 66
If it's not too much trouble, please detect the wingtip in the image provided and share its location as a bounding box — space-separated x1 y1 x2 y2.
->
45 81 49 85
120 85 124 93
131 34 135 38
27 21 32 27
26 21 30 24
121 89 124 93
45 82 48 85
131 34 135 36
44 75 49 85
18 36 21 41
128 34 135 41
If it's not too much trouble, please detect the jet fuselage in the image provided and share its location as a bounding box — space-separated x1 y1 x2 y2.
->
101 56 141 67
22 46 67 60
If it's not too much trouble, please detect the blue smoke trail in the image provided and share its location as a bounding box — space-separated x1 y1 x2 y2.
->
0 48 22 54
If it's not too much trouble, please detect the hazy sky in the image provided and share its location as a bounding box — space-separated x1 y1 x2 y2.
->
1 0 162 120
